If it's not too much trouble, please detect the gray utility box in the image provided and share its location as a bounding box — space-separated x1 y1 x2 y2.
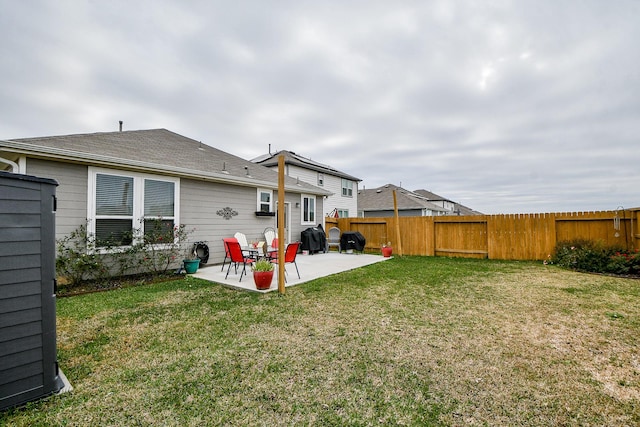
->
0 171 64 410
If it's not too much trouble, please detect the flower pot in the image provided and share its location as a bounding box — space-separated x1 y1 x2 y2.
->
253 270 274 290
381 246 393 257
183 259 200 274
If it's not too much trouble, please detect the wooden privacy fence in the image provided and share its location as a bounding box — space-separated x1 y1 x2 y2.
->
325 208 639 261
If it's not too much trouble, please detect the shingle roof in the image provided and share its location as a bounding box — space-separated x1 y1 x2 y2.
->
1 129 331 195
358 184 448 212
414 189 483 215
252 150 361 182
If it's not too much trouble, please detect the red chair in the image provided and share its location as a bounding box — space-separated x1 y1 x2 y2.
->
224 240 255 282
221 237 238 272
271 241 301 280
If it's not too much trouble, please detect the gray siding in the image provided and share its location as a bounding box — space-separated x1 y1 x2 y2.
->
26 158 87 240
180 179 323 265
0 172 63 410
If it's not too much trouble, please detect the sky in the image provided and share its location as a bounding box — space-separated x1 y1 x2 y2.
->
1 1 638 214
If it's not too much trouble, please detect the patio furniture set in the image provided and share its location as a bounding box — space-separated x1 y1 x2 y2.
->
222 230 301 282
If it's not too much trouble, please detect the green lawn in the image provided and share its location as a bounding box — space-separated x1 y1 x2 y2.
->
3 257 639 426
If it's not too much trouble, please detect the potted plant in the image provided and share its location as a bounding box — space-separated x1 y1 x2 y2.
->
183 245 200 274
252 259 274 290
381 242 393 258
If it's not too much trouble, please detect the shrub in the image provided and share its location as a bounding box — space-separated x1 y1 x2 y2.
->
56 224 110 285
56 220 194 285
552 239 639 276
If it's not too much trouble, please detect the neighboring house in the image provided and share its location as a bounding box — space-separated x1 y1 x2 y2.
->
413 189 482 216
0 129 331 264
358 184 481 217
252 150 361 221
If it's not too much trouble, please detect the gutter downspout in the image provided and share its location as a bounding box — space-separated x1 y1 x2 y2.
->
1 139 22 173
0 156 19 173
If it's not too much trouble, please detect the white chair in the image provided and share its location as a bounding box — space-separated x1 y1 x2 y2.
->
327 227 341 252
264 228 276 249
234 232 249 248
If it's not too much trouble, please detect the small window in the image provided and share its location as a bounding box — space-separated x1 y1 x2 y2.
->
341 179 353 197
302 194 315 224
257 189 272 213
338 209 349 218
317 173 324 186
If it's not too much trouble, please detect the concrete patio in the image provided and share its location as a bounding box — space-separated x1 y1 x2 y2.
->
191 251 392 292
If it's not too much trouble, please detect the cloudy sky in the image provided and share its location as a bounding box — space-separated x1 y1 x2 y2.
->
1 1 638 214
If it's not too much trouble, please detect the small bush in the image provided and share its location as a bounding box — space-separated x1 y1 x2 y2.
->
552 239 639 276
56 220 194 286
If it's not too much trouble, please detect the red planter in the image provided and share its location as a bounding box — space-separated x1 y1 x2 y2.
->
253 271 274 290
382 246 393 257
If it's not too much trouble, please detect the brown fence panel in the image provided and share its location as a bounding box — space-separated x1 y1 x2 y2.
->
633 208 640 251
434 216 488 258
398 216 432 256
555 210 633 250
331 218 388 252
487 213 556 260
326 208 637 260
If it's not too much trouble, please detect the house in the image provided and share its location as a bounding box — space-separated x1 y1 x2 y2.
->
252 150 361 220
0 129 331 264
413 189 483 216
357 184 481 217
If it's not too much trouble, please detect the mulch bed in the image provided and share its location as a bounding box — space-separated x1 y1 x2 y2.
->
57 272 186 297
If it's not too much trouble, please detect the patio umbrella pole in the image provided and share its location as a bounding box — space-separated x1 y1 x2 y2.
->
277 155 286 294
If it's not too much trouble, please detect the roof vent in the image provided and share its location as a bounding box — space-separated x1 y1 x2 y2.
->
119 121 123 132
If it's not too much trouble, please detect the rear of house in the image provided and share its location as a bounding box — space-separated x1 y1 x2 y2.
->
0 129 331 268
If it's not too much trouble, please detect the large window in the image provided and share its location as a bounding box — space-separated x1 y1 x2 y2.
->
301 194 315 224
341 179 353 197
88 167 179 248
257 188 272 213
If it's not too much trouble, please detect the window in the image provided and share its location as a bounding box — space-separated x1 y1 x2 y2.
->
341 179 353 197
338 209 349 218
257 188 272 213
88 167 179 248
301 194 315 224
317 173 324 186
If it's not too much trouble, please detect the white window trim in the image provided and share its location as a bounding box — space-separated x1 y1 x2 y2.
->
257 188 273 212
87 166 180 251
341 179 353 197
301 194 316 225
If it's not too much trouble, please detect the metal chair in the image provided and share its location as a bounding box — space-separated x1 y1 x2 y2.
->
327 227 341 252
270 241 301 280
221 237 238 272
224 240 255 282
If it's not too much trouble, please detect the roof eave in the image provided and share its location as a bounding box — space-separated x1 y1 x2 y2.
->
1 142 331 196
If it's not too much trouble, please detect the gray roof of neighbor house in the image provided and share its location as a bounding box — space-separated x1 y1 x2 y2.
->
0 129 331 196
252 150 361 182
413 189 483 215
358 184 449 213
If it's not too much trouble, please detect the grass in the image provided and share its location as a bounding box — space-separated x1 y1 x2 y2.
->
2 256 639 426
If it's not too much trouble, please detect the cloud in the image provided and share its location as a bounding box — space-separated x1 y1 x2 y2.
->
1 0 638 213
